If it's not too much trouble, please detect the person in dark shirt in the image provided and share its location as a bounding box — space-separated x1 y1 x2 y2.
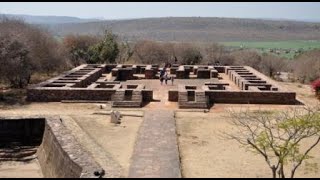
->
159 67 166 85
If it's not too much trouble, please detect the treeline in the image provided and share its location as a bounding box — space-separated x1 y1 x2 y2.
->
1 17 319 89
62 34 320 84
0 17 69 88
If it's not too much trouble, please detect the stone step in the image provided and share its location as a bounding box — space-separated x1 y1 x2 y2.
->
112 101 142 108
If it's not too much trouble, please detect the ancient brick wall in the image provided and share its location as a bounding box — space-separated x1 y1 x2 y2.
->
197 69 211 79
27 89 116 102
168 90 178 101
142 90 153 101
206 90 296 104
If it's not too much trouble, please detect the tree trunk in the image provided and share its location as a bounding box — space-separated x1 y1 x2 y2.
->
271 166 277 178
279 164 285 178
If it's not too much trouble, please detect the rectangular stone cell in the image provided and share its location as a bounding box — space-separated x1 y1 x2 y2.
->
187 91 195 101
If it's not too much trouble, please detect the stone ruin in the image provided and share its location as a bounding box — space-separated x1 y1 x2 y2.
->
0 116 117 178
27 64 153 108
27 64 298 109
2 64 299 178
110 110 121 124
169 65 297 108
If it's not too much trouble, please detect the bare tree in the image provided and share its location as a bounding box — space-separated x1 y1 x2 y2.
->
291 50 320 83
231 49 262 70
223 106 320 178
0 16 70 87
260 54 287 78
173 43 203 65
0 35 33 88
116 39 134 64
132 40 169 64
204 43 226 65
63 34 99 66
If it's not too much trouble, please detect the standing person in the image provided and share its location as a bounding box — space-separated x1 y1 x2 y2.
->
159 67 166 85
171 75 174 85
164 71 168 85
164 72 174 85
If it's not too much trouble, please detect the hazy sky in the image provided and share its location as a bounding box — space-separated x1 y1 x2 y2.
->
1 2 320 21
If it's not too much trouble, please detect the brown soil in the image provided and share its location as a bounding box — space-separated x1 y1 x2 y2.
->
176 81 320 178
0 160 43 178
0 103 143 178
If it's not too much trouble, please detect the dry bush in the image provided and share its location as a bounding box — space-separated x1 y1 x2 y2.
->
231 49 262 70
0 16 70 88
291 49 320 83
173 43 203 65
63 34 99 66
260 54 288 78
116 40 134 64
203 43 227 65
132 40 169 64
0 34 33 88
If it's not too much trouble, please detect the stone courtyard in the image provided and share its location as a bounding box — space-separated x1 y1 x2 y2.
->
27 64 298 107
1 64 311 178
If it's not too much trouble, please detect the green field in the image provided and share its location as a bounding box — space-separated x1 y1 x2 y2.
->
219 40 320 59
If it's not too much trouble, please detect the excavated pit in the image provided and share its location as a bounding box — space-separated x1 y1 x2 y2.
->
0 116 103 178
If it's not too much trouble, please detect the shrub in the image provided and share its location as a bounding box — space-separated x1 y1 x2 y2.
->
311 79 320 96
132 40 169 64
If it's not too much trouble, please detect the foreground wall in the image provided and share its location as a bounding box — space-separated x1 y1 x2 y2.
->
37 116 102 178
0 116 103 178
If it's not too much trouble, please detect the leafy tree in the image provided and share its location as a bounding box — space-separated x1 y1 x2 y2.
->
223 106 320 178
88 30 119 64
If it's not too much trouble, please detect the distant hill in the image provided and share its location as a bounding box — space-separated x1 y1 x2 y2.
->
44 17 320 42
0 14 103 24
2 15 320 42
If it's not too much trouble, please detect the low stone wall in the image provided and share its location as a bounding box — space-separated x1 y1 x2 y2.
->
168 90 178 101
176 66 190 79
37 116 102 178
116 68 134 81
145 65 157 79
27 89 116 102
197 69 211 79
206 90 296 104
142 90 153 101
178 91 208 108
211 70 219 78
177 85 208 108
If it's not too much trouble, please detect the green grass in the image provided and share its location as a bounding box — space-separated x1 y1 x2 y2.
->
219 40 320 59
